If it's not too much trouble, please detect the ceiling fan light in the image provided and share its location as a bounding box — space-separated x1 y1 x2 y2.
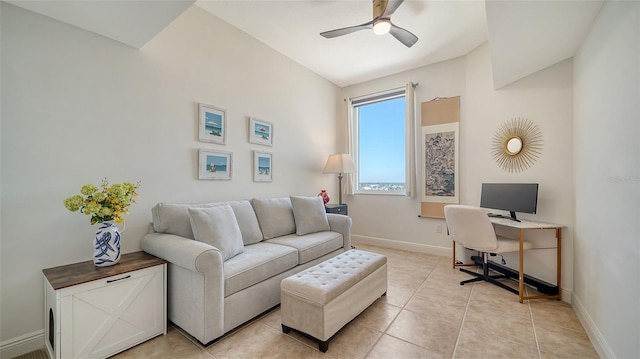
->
373 19 391 35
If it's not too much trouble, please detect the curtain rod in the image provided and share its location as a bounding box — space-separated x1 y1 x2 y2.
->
344 82 419 102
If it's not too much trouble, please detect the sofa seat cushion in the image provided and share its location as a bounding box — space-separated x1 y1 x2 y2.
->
223 242 298 297
265 231 343 264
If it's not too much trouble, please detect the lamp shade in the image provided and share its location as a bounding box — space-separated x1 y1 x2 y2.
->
323 154 355 174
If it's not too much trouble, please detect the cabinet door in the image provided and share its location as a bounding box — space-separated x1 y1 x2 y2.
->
60 265 165 358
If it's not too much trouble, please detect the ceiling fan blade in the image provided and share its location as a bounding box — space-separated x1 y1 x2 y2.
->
389 22 418 48
320 20 374 38
381 0 405 18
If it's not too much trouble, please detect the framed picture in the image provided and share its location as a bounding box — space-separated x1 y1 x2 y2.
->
253 151 272 182
421 122 459 204
199 149 232 180
199 103 226 144
248 117 273 146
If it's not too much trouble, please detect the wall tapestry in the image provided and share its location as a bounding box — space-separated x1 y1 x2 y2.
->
420 97 460 219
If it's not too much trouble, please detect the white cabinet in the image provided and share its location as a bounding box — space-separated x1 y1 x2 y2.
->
43 252 166 359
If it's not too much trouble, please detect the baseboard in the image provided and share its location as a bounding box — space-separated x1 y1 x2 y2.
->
561 288 573 304
0 330 45 359
572 293 616 359
352 235 451 257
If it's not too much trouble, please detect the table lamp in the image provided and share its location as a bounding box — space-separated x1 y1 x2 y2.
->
322 154 355 205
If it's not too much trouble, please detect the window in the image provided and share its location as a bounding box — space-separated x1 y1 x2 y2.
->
351 89 406 194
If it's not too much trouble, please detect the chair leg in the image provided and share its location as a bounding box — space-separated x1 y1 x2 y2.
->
459 268 481 277
459 267 483 285
458 253 520 295
460 276 485 285
459 266 483 285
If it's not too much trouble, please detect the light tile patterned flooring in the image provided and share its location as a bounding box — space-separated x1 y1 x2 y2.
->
113 244 599 359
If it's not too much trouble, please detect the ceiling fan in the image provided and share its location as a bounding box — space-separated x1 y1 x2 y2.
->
320 0 418 48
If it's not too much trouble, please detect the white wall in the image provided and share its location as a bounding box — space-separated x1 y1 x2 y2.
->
0 3 339 355
573 1 639 358
464 44 575 290
342 43 574 292
341 57 467 256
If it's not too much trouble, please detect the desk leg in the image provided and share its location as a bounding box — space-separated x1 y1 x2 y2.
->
518 229 525 303
557 228 562 301
452 240 456 268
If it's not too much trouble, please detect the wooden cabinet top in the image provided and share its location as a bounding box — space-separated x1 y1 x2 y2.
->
43 251 166 290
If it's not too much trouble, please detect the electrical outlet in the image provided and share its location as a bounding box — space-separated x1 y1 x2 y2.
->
435 224 442 233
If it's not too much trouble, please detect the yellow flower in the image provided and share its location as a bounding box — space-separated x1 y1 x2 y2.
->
63 195 84 212
64 179 140 225
80 184 98 196
85 201 102 214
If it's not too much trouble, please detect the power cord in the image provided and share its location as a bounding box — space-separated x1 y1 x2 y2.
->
489 253 507 265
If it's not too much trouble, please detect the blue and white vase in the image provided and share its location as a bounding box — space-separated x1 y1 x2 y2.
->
93 221 121 267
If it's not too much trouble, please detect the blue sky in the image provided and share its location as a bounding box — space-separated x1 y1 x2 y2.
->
358 97 405 183
258 156 270 167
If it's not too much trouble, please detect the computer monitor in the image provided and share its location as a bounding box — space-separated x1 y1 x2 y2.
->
480 183 538 222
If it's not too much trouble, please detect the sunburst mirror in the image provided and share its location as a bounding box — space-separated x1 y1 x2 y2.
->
491 118 542 173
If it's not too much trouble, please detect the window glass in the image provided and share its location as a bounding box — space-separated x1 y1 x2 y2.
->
353 94 406 194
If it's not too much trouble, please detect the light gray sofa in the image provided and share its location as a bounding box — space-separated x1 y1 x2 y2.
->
140 196 351 345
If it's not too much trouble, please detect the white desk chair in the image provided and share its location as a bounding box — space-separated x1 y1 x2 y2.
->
444 205 533 294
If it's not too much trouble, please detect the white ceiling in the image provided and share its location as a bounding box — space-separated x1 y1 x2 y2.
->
6 0 603 89
196 0 489 87
5 0 195 48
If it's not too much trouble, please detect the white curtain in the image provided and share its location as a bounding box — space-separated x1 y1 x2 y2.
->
344 97 355 196
404 82 417 197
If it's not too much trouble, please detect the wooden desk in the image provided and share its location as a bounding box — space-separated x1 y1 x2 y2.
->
453 217 563 303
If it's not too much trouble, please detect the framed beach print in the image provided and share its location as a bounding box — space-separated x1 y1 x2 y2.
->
199 149 232 180
253 151 272 182
199 103 227 144
248 117 273 146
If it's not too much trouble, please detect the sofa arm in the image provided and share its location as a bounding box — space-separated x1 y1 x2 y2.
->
327 213 352 250
141 232 226 344
141 232 223 275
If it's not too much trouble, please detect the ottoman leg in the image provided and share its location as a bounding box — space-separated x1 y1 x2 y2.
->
281 324 291 334
319 340 329 353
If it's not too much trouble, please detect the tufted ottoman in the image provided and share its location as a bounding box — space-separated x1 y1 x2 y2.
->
280 249 387 352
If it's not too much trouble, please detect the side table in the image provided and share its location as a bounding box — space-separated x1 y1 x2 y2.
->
325 203 348 215
43 251 167 359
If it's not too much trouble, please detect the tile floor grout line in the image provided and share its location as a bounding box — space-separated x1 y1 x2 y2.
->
339 253 428 359
119 245 597 358
450 280 474 359
360 327 385 359
371 254 448 357
528 296 543 359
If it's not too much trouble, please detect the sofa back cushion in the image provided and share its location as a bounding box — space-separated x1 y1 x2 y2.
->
228 200 263 245
251 197 296 240
152 200 264 245
152 202 219 239
188 204 244 261
290 196 330 235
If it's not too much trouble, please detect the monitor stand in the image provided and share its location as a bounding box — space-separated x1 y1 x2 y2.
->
487 212 521 222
